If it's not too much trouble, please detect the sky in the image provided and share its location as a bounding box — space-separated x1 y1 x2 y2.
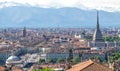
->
0 0 120 12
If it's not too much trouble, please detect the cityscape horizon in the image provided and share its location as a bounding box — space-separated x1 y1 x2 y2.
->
0 0 120 71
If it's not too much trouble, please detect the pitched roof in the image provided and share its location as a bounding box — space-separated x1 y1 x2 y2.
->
0 66 5 71
13 69 23 71
66 60 112 71
12 66 24 71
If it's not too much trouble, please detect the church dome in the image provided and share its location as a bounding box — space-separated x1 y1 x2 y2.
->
6 55 22 66
7 55 20 61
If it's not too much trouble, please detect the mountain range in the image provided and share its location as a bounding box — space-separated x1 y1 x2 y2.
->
0 2 120 28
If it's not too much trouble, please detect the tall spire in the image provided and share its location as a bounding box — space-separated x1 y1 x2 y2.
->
97 11 100 30
93 11 103 42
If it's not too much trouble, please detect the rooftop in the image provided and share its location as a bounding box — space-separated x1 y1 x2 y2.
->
0 66 5 71
67 60 112 71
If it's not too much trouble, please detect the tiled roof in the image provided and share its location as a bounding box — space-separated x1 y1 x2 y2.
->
0 66 5 71
67 60 112 71
12 67 24 71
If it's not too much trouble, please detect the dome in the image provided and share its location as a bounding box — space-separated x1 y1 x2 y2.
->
6 55 22 65
7 55 20 61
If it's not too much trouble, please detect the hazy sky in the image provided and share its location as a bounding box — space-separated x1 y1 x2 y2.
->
0 0 120 12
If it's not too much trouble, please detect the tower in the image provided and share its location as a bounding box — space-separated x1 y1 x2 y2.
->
93 11 103 42
23 27 26 37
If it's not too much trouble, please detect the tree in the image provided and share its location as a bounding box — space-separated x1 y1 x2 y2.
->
32 68 55 71
38 59 45 64
102 60 107 63
57 58 65 63
109 51 120 63
32 69 37 71
47 58 54 63
95 56 102 62
72 56 79 64
103 36 120 42
41 68 55 71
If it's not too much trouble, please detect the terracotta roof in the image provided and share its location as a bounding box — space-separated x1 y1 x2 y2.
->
12 67 24 71
0 66 5 71
67 60 112 71
13 69 23 71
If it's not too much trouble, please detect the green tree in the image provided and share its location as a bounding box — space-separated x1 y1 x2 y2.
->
47 58 54 63
32 69 37 71
38 59 45 64
72 56 79 64
109 51 120 63
102 60 107 63
103 36 120 42
95 56 102 62
41 68 55 71
57 58 65 63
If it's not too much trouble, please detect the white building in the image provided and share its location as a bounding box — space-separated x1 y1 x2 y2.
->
74 34 84 39
6 55 23 67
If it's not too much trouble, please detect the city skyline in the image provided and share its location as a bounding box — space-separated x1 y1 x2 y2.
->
0 1 120 71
